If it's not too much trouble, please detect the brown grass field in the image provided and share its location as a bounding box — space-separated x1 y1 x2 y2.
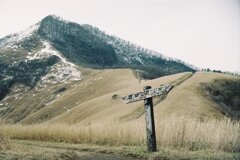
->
1 69 240 159
1 117 240 151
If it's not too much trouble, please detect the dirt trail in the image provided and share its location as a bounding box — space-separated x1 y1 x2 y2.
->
1 139 238 160
0 140 145 160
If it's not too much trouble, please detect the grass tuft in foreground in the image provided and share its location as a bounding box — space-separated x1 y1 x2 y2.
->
0 117 239 152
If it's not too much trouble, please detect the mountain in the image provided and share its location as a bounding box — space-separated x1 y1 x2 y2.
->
39 16 195 75
1 15 195 67
0 15 196 123
0 16 239 160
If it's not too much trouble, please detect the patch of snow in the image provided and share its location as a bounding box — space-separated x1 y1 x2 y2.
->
1 23 40 48
106 38 171 64
17 24 39 41
40 62 81 84
123 57 130 63
135 57 145 65
27 41 75 66
27 41 82 85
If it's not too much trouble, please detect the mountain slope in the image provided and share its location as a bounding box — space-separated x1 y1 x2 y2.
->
36 16 195 72
153 72 235 119
82 24 196 78
0 15 195 103
0 15 198 123
38 16 118 67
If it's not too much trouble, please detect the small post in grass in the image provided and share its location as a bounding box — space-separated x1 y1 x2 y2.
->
143 86 157 152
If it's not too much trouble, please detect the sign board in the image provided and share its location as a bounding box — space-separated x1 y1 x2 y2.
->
122 84 173 152
122 84 173 104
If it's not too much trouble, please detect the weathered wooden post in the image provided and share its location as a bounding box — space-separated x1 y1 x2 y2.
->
143 86 157 152
122 84 173 152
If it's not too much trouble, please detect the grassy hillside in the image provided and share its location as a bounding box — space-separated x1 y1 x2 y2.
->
1 71 240 159
153 72 236 120
19 69 139 124
22 71 240 125
18 70 188 124
2 70 239 124
202 77 240 119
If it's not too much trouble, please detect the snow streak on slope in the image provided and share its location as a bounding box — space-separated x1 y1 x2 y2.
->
15 24 39 41
0 24 40 48
27 41 82 86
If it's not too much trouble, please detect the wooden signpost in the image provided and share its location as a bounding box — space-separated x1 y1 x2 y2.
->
122 84 173 152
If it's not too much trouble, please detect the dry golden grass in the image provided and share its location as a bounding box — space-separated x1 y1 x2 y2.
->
0 131 11 150
1 116 239 152
19 69 140 124
25 71 189 125
153 72 240 120
2 70 239 126
155 116 240 152
21 71 237 125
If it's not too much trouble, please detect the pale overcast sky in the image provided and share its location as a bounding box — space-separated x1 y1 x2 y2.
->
0 0 239 72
